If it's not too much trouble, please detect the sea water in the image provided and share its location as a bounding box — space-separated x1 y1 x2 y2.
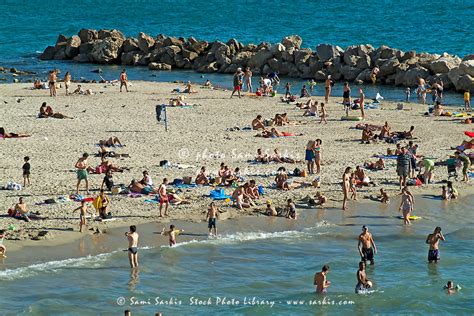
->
0 194 472 315
1 0 473 104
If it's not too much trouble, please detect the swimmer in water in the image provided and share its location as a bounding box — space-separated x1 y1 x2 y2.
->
444 281 461 294
314 265 331 293
358 225 377 265
162 224 184 247
426 226 445 263
125 225 139 268
355 261 373 294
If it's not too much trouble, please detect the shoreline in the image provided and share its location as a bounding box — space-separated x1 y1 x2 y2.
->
1 80 473 261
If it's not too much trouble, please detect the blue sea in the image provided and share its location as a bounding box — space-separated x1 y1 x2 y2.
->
1 1 474 314
1 0 474 104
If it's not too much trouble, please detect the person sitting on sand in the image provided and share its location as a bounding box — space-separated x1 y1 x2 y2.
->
246 179 260 200
99 136 122 147
379 121 392 139
364 158 385 170
139 170 153 186
252 115 266 130
129 179 156 195
255 148 270 163
271 148 296 163
195 166 210 185
33 79 43 89
442 181 458 200
98 156 125 173
0 127 31 138
265 200 278 216
300 85 310 98
355 166 376 186
101 169 114 191
361 124 375 144
275 167 291 190
204 79 212 88
303 101 319 117
38 102 72 119
379 188 389 203
183 81 197 93
307 192 327 207
285 199 297 220
297 99 313 109
396 126 415 139
14 197 31 222
273 113 289 126
232 185 251 210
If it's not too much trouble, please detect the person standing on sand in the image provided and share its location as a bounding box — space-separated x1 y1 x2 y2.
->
305 140 315 174
399 187 414 225
342 82 351 116
158 178 170 217
455 151 471 182
314 139 322 175
324 75 332 104
359 88 365 118
206 202 219 237
22 156 31 187
231 68 243 98
319 102 328 124
64 71 71 96
426 226 445 263
396 147 411 189
75 153 91 194
120 69 128 92
48 70 57 97
358 225 377 265
244 67 253 92
342 167 352 210
355 261 373 294
314 265 331 293
125 225 139 268
464 90 471 111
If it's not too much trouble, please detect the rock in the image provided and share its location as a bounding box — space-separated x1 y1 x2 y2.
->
401 50 416 61
65 35 81 58
316 44 343 61
403 66 430 86
278 62 298 76
56 34 68 45
267 58 280 72
165 45 181 57
270 43 286 59
355 68 372 82
136 53 151 66
98 29 125 41
79 42 95 55
197 62 218 73
231 51 254 66
39 46 56 60
182 49 199 61
455 74 474 91
340 65 362 81
314 70 327 81
227 38 242 55
13 78 19 83
148 62 172 70
417 53 440 69
459 60 474 77
91 68 103 73
282 47 295 63
53 47 67 60
379 57 400 77
344 54 360 67
121 51 141 65
294 49 312 65
123 38 139 53
73 54 90 63
356 55 371 69
89 38 124 64
78 29 98 43
462 54 474 61
447 67 464 87
215 45 231 66
137 32 155 53
163 36 183 48
429 56 461 74
188 36 208 54
224 64 240 74
247 49 273 69
378 45 399 60
281 35 303 49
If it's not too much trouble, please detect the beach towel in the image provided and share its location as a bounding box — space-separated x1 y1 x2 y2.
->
209 188 231 200
373 155 398 160
174 183 197 189
464 131 474 138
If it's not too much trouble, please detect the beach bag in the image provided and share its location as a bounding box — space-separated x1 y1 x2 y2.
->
172 178 183 185
293 168 302 177
45 198 56 204
258 185 265 196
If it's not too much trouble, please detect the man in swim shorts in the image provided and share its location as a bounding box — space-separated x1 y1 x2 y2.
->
358 225 377 265
231 68 243 98
158 178 169 217
206 202 219 237
396 147 411 189
120 69 128 92
314 265 331 293
125 225 139 268
75 153 90 194
426 226 445 263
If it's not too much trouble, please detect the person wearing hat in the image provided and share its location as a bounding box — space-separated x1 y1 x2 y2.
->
358 225 377 265
265 200 277 216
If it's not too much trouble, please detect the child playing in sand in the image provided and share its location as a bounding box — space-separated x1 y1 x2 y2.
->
379 189 389 203
319 103 327 124
22 156 31 187
161 225 184 247
286 199 297 220
73 200 92 232
265 200 278 216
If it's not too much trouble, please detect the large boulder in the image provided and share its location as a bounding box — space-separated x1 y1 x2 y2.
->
39 46 56 60
123 38 139 53
148 62 172 70
197 62 218 73
459 60 474 77
89 38 124 64
72 53 91 63
121 51 141 65
98 29 125 41
379 57 400 77
356 55 371 69
377 45 399 60
187 37 208 54
462 54 474 61
281 35 303 49
294 49 312 65
79 42 95 55
447 67 464 88
231 51 254 66
163 36 183 48
56 34 68 46
429 56 461 74
53 47 67 60
403 67 430 86
340 65 362 81
227 38 242 55
64 35 81 58
215 45 231 66
417 53 440 69
182 49 199 61
455 74 474 91
270 43 286 59
314 70 327 81
78 29 98 43
316 44 343 61
282 47 295 63
137 32 155 53
355 69 372 82
247 49 273 69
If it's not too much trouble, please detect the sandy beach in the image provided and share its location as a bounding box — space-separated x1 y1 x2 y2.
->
1 80 473 252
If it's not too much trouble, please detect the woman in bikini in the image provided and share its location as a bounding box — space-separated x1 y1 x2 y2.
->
314 139 322 174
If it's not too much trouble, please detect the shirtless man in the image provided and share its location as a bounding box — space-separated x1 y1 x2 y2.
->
426 226 445 263
319 102 328 124
158 178 169 216
75 153 90 194
314 265 331 293
342 167 352 210
125 225 139 268
325 75 332 104
358 226 377 265
359 88 365 118
232 185 251 209
252 115 266 130
355 261 372 294
379 121 391 139
120 69 128 92
73 200 91 232
48 70 57 97
14 197 30 222
206 202 219 237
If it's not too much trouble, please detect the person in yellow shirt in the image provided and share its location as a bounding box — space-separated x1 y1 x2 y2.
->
464 90 471 111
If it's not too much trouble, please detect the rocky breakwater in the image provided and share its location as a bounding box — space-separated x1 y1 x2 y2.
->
40 29 474 92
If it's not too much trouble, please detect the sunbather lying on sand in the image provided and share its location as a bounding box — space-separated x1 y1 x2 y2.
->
256 127 303 138
99 136 122 147
451 139 474 152
39 102 72 119
0 127 31 138
364 158 385 170
255 148 270 163
275 167 303 190
272 148 297 163
355 123 383 131
129 179 157 194
97 144 130 158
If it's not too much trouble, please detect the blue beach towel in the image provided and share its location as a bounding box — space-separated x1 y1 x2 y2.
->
209 188 231 200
